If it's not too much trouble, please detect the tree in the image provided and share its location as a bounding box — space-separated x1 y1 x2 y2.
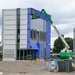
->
65 37 73 50
53 36 73 53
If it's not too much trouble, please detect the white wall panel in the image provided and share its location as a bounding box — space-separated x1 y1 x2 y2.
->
4 35 16 39
20 9 27 15
4 10 16 15
20 44 27 49
20 9 28 49
20 15 27 20
4 16 16 20
20 39 27 44
3 54 15 58
3 40 16 44
4 30 16 34
20 30 27 34
4 25 16 30
20 35 27 40
3 9 17 61
4 24 16 26
4 49 14 54
4 20 16 25
20 20 27 24
20 25 27 29
3 45 16 49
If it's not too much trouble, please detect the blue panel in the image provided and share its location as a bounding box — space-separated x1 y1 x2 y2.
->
27 8 31 49
27 8 51 59
27 30 30 48
46 45 51 58
28 8 31 15
36 51 39 58
46 21 50 33
27 15 31 29
46 21 51 59
27 43 30 49
37 43 42 59
46 33 50 44
30 42 38 50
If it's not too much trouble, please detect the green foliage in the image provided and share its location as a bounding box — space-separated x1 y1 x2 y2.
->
0 52 3 57
65 37 73 50
53 37 73 53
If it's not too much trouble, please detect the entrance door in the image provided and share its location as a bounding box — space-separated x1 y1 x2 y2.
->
20 50 23 60
16 50 23 60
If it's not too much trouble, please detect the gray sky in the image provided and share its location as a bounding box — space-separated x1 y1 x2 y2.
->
0 0 75 46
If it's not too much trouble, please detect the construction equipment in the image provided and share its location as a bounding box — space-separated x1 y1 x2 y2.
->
31 9 74 59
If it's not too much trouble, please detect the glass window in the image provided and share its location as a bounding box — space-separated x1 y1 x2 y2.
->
17 8 20 16
18 34 20 39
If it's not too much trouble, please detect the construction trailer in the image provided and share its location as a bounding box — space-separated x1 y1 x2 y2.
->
2 8 51 61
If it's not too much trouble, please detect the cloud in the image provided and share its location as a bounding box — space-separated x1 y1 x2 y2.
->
0 0 75 45
51 24 73 36
0 0 75 24
51 24 73 48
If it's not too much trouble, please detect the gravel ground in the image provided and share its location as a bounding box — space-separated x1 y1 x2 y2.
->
0 61 75 75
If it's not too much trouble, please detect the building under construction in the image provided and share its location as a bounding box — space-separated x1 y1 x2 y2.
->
2 8 51 61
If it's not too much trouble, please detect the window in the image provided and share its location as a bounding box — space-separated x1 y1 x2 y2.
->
17 8 20 50
17 8 20 16
18 34 20 39
34 30 36 40
18 29 20 33
34 30 36 39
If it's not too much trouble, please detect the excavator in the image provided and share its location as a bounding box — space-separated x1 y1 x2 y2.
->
31 9 74 59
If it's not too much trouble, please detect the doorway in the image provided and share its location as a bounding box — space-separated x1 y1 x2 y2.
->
16 49 36 60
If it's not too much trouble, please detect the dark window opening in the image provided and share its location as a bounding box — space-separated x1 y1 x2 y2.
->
16 8 20 59
18 29 20 33
34 30 36 39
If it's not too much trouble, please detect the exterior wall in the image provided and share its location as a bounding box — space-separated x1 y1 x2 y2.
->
3 9 17 61
31 19 46 59
31 19 46 31
30 8 51 59
2 8 51 61
46 21 51 58
20 9 28 49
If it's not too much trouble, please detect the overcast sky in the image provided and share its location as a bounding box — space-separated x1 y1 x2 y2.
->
0 0 75 47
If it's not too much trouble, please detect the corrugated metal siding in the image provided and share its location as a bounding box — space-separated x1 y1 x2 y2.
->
3 40 16 44
3 9 17 60
20 9 28 49
4 54 15 58
4 35 16 39
31 19 44 31
3 10 16 15
31 19 46 59
4 16 16 20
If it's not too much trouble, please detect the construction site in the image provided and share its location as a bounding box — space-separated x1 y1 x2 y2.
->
0 7 74 75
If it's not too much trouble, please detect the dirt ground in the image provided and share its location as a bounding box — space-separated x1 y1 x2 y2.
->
0 61 75 75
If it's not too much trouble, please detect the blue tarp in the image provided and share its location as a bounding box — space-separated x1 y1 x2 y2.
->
30 43 38 50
